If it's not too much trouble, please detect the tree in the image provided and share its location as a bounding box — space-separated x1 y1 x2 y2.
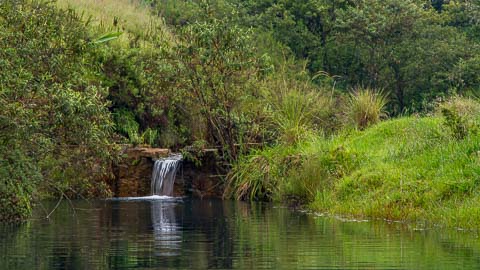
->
332 0 471 112
239 0 353 72
174 19 262 161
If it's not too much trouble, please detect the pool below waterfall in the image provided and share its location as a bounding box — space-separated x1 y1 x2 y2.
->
1 198 480 269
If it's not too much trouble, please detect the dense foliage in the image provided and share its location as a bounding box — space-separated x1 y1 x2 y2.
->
151 0 480 113
3 0 480 227
0 0 115 221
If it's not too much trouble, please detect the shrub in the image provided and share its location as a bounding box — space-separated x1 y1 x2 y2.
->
0 0 114 221
175 19 263 161
438 96 480 139
348 88 388 130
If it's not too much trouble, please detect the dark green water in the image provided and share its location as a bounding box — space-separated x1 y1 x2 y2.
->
1 198 480 270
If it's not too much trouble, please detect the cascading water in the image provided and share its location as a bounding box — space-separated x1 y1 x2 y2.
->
151 154 182 196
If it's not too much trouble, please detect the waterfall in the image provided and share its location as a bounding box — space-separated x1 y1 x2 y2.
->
151 154 182 196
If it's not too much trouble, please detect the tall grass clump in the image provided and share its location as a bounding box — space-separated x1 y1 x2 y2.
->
261 69 336 145
224 145 299 201
225 65 340 201
437 96 480 139
279 137 360 204
267 88 326 144
348 87 388 130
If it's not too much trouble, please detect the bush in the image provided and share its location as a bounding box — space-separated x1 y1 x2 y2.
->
0 0 114 221
438 96 480 139
174 19 263 161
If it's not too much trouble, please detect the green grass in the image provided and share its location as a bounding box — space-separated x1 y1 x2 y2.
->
315 116 480 228
56 0 174 47
228 116 480 229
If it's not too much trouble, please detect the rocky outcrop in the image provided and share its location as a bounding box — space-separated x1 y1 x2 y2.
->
110 146 224 198
125 147 170 159
112 147 171 197
182 149 225 198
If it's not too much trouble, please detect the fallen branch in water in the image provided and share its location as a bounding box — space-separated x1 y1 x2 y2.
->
46 194 63 219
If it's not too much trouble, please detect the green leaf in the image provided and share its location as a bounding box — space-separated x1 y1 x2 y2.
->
92 32 123 44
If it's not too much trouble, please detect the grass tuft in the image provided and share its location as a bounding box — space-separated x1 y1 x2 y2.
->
348 87 388 130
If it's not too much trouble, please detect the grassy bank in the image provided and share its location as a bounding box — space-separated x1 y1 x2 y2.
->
57 0 174 47
228 115 480 229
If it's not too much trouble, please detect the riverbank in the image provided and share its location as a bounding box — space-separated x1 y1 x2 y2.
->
227 116 480 229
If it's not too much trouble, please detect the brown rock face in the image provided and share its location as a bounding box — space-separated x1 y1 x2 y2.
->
113 147 174 197
124 147 170 159
110 146 225 199
181 149 225 198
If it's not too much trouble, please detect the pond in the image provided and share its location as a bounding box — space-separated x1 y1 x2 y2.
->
1 198 480 269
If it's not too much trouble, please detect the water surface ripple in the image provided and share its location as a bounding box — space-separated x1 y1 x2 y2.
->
1 198 479 269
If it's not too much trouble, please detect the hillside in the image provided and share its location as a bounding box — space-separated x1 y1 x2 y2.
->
56 0 174 47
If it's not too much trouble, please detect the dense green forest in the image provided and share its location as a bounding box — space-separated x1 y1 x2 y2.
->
2 0 480 227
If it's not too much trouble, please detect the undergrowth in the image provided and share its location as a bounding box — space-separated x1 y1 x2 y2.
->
227 96 480 229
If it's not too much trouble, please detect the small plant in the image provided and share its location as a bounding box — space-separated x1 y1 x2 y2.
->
181 140 208 167
438 96 480 139
348 87 388 130
113 109 141 145
141 128 159 146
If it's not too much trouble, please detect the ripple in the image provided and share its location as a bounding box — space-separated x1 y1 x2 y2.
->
107 195 184 201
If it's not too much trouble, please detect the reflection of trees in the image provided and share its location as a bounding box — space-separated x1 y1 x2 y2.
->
3 200 480 269
182 199 235 269
231 207 480 270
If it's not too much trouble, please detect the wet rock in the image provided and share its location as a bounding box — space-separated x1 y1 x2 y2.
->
181 149 225 198
110 146 224 198
112 147 171 197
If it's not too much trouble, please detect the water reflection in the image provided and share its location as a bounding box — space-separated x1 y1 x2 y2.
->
1 199 480 270
151 200 181 256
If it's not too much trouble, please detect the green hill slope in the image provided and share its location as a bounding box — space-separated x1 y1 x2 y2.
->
229 116 480 229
